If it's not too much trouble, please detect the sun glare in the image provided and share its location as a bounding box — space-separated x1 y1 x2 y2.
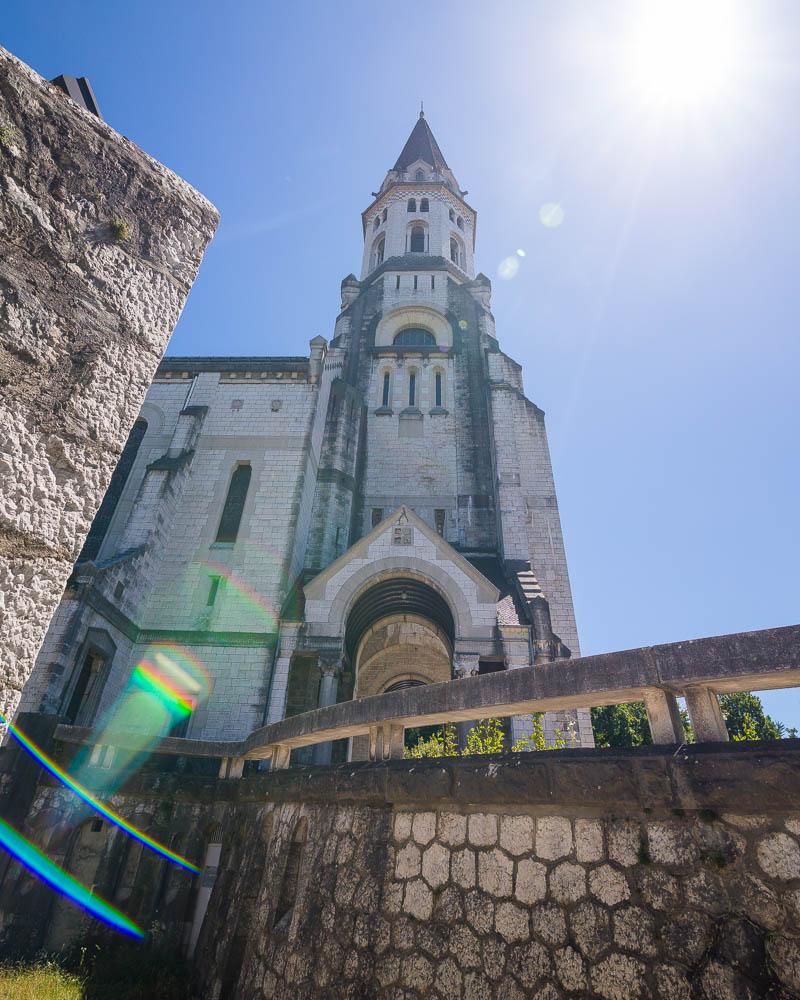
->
627 1 744 107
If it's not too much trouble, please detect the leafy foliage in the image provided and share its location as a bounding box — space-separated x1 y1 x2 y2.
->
404 713 574 758
590 702 652 749
720 691 796 740
590 691 793 748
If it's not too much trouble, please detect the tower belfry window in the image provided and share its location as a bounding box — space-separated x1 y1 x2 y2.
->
415 169 425 181
420 198 429 212
435 371 443 407
408 371 417 407
373 235 385 268
450 238 460 265
410 224 425 253
382 372 390 406
216 464 252 543
407 198 416 213
393 328 436 347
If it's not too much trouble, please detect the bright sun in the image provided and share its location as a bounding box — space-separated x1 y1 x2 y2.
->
627 0 744 107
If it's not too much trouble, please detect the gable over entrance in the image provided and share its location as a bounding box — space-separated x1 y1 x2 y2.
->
303 506 500 644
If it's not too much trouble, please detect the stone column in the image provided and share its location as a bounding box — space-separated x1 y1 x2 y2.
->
312 657 341 765
0 47 217 719
643 688 685 744
685 687 730 742
453 652 480 748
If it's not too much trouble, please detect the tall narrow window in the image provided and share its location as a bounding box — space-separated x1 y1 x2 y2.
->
449 208 455 221
457 216 464 229
373 216 380 230
63 650 108 725
274 820 307 929
407 198 416 213
450 238 459 265
79 418 148 562
431 275 435 290
420 198 429 212
382 372 390 407
207 576 221 607
373 236 385 267
413 275 418 290
409 371 417 407
371 508 383 528
434 509 446 536
395 274 400 290
382 208 387 222
216 464 251 543
435 371 443 407
410 224 425 253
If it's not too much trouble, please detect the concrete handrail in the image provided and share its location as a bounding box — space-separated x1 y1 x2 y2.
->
53 623 800 772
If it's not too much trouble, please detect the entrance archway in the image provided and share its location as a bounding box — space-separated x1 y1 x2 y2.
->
346 578 455 759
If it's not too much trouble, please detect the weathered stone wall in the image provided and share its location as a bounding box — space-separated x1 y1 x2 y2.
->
193 745 800 1000
0 47 218 717
1 735 799 996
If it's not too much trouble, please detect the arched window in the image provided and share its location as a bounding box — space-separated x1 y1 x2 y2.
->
457 216 464 229
373 235 385 268
408 370 417 407
382 208 387 222
373 216 380 230
420 198 429 212
415 169 425 181
79 418 148 563
393 328 436 347
382 371 391 407
216 464 252 543
449 208 455 222
435 371 443 407
274 819 307 930
450 238 460 265
407 198 417 213
409 224 425 253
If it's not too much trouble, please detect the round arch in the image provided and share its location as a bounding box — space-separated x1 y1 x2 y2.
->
375 307 452 348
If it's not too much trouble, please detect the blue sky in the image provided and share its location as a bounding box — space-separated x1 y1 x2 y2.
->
6 1 799 728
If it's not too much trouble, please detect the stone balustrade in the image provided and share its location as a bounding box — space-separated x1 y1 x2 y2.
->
52 623 800 777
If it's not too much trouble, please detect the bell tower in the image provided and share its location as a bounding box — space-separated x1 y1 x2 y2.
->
361 110 475 280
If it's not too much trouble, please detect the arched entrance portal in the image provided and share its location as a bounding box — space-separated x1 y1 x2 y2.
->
345 578 455 759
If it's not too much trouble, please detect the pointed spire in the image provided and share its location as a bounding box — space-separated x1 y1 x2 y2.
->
393 111 449 172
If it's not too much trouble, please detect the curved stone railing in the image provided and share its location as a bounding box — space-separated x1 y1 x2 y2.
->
54 623 800 776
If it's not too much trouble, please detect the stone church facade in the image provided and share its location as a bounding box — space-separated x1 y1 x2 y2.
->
17 113 594 755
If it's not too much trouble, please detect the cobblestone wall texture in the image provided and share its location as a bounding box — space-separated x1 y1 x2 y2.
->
199 802 800 1000
0 47 218 716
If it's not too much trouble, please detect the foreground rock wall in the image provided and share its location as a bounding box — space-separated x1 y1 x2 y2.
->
196 744 800 1000
1 736 798 998
0 47 218 716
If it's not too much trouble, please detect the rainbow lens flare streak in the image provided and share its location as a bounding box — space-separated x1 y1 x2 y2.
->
0 713 200 874
0 817 143 938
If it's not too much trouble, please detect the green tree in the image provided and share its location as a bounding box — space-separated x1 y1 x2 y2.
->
590 702 652 749
462 718 506 755
719 691 790 740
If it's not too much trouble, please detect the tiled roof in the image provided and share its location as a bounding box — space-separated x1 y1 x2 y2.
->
466 556 529 627
393 113 449 172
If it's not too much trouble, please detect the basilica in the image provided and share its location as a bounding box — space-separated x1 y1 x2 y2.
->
18 112 594 756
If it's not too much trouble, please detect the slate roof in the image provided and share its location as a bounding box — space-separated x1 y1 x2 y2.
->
393 112 450 172
466 556 530 627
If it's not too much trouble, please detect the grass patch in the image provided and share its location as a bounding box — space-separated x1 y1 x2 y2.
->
0 962 83 999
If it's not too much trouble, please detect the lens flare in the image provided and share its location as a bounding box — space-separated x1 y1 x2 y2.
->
539 203 564 228
70 644 211 793
0 713 200 874
498 256 520 280
0 817 143 938
199 559 280 632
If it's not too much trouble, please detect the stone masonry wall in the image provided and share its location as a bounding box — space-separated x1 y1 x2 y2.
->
195 743 800 1000
0 48 218 717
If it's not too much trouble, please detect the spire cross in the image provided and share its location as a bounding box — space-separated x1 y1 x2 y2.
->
420 100 424 118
